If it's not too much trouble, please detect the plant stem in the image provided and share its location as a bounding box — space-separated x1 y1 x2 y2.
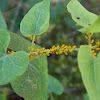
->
31 35 36 49
3 88 7 100
27 48 79 55
27 45 99 56
88 33 91 45
50 92 54 100
91 45 98 49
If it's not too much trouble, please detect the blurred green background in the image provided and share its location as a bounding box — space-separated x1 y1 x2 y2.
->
0 0 100 100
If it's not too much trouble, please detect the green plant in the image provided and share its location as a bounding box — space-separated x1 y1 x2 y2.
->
0 93 4 100
0 0 100 100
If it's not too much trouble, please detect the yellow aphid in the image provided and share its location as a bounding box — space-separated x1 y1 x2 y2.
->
90 32 93 37
95 48 100 51
56 52 59 55
35 53 38 55
8 50 15 54
52 45 55 49
50 48 54 52
90 44 92 46
33 43 35 45
61 44 65 48
42 47 46 50
66 49 68 52
31 48 34 51
11 50 15 53
46 52 50 56
93 53 97 56
59 50 63 55
64 46 68 48
28 46 31 50
36 49 40 51
85 35 88 39
68 46 71 49
29 55 33 59
40 51 43 54
92 50 95 53
96 41 100 45
31 36 32 40
56 46 60 49
64 52 68 55
72 45 76 48
76 23 80 26
8 51 10 54
91 39 94 44
69 49 73 53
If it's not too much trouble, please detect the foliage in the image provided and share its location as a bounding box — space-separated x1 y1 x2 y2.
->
78 45 100 100
11 55 48 100
48 75 64 95
20 0 50 36
79 16 100 33
0 29 29 85
67 0 98 28
0 0 100 100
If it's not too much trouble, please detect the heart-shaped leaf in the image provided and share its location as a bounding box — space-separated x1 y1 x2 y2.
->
79 16 100 33
0 93 4 100
0 11 7 29
78 45 100 100
8 32 48 100
0 30 29 85
67 0 98 28
48 75 64 95
20 0 50 37
11 54 48 100
0 51 29 85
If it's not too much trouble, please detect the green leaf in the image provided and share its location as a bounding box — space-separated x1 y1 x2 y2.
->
0 30 29 85
67 0 98 27
8 31 31 52
20 0 50 37
0 93 4 100
0 30 10 54
48 75 64 95
0 51 29 85
8 32 48 100
11 53 48 100
79 16 100 33
78 45 100 100
0 11 7 29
